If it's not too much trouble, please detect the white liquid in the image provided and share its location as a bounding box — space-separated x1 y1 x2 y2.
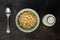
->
47 16 55 24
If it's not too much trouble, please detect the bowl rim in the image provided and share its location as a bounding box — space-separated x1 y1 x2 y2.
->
15 8 40 32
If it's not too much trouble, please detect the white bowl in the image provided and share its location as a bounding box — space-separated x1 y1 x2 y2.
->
42 14 56 27
15 8 40 33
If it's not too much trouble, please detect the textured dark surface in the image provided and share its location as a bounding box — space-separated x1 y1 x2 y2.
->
0 0 60 40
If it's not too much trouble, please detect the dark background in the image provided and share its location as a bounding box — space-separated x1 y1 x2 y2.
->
0 0 60 40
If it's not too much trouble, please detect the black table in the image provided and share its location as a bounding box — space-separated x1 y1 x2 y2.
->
0 0 60 40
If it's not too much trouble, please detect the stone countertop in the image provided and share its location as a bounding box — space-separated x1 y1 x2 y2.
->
0 0 60 40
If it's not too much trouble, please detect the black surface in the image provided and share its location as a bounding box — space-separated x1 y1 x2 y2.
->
0 0 60 40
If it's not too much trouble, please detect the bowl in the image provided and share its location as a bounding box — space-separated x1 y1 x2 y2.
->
42 14 56 27
15 8 40 33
